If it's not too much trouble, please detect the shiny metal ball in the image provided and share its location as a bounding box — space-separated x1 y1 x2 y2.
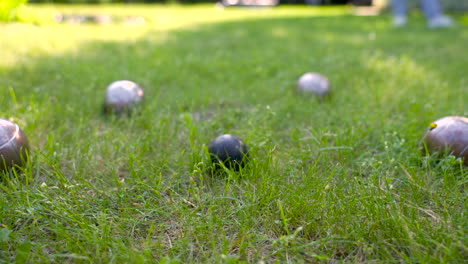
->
296 72 331 98
104 80 144 116
0 119 30 171
208 134 248 170
423 116 468 166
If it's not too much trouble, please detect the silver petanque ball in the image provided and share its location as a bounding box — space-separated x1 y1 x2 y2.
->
296 72 331 98
104 80 144 116
423 116 468 166
0 119 30 171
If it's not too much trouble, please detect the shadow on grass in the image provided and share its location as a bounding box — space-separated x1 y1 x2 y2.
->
2 13 466 164
3 13 466 114
1 12 466 180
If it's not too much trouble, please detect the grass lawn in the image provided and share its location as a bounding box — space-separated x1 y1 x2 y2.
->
1 4 467 263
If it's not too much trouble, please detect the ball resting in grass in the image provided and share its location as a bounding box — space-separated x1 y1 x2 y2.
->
0 119 30 172
208 134 248 170
422 116 468 166
103 80 144 116
296 72 331 99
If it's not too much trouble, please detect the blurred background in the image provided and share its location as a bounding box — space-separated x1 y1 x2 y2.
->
18 0 465 14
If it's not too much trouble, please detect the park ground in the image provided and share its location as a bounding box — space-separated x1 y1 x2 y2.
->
0 4 467 263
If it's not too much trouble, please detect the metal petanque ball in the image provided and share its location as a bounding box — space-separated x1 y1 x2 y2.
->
0 119 30 171
296 72 331 98
104 80 144 116
208 134 248 170
422 116 468 166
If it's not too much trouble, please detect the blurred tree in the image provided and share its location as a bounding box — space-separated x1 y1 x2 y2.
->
26 0 364 4
0 0 28 21
23 0 468 10
438 0 467 12
395 0 467 12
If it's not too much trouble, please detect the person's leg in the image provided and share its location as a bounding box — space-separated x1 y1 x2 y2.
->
420 0 454 28
420 0 441 19
391 0 407 18
391 0 408 26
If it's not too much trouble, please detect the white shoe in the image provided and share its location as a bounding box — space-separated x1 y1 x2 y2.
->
393 16 407 27
428 15 454 28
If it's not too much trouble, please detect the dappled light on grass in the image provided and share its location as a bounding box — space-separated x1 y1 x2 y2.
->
0 23 155 68
1 4 351 68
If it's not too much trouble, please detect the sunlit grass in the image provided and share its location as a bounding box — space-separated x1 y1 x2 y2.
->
2 4 350 66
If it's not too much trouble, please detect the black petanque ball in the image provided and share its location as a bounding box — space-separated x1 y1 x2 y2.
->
422 116 468 166
103 80 144 116
0 119 30 171
296 72 331 98
208 134 248 169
